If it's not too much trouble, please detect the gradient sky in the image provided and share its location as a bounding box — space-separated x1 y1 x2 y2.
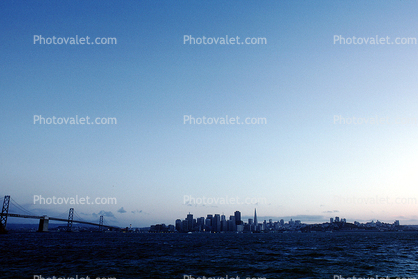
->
1 0 418 227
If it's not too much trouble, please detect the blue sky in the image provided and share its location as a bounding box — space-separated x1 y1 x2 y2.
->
1 0 418 227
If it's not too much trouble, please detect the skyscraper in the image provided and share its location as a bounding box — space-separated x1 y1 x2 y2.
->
221 214 227 231
229 216 236 231
234 211 242 226
197 217 205 231
213 214 221 232
187 213 193 232
254 208 258 226
205 214 213 232
175 219 182 232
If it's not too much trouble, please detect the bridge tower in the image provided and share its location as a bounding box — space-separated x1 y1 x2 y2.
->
67 208 74 232
1 195 10 233
38 215 49 232
99 215 104 231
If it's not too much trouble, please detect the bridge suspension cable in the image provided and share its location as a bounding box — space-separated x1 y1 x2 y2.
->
10 197 35 216
74 210 86 222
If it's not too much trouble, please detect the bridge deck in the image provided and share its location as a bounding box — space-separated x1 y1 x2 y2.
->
0 213 118 229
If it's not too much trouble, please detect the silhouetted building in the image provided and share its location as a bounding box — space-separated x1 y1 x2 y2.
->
175 219 182 232
181 220 188 232
229 216 236 231
221 214 227 231
197 217 205 231
187 213 193 231
205 217 212 231
234 211 242 226
248 218 254 231
213 214 221 232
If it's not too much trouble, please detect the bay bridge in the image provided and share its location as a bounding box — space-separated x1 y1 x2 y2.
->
0 195 119 233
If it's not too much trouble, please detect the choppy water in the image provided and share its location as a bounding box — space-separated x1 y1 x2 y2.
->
1 232 418 279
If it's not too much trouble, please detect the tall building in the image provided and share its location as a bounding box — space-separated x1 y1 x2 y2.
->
175 219 182 232
221 214 227 231
181 220 188 232
213 214 221 232
205 215 213 231
254 208 258 226
229 216 236 231
197 217 205 231
234 211 242 226
187 213 193 231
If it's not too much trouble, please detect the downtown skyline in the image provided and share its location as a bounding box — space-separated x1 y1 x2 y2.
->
146 208 404 233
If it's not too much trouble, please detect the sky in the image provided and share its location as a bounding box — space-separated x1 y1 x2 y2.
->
1 0 418 227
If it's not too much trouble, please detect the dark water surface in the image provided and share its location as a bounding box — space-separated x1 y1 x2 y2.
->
1 232 418 279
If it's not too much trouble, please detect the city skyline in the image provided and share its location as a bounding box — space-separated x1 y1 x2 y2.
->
147 208 403 233
3 197 410 228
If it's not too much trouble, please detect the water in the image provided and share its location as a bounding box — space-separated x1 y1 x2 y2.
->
1 232 418 279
